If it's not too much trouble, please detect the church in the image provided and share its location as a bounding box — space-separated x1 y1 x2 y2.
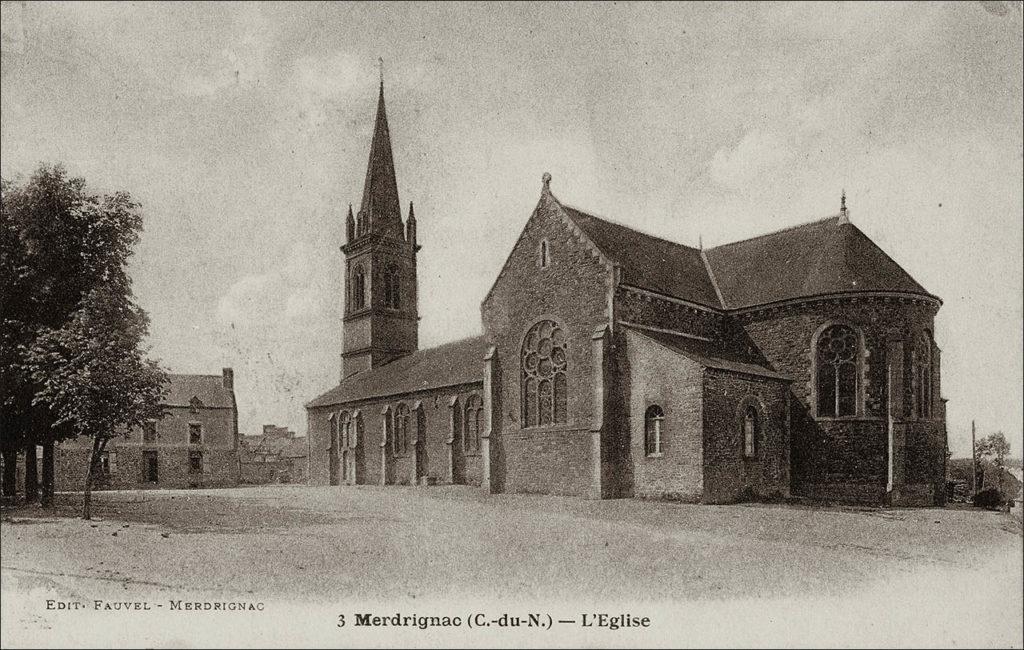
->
306 80 948 506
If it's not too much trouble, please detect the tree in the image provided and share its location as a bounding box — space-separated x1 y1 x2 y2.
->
2 165 118 501
976 432 1011 468
26 282 167 519
2 164 167 513
975 432 1012 504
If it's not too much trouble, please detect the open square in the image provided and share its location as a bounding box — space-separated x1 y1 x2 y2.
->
2 486 1021 647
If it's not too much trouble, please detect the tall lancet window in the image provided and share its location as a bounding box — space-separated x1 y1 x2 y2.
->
815 324 860 418
393 403 411 456
384 267 400 309
915 332 933 419
522 319 568 427
352 265 366 310
743 406 758 458
463 394 483 454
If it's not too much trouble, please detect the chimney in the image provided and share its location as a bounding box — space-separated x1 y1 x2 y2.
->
222 367 234 390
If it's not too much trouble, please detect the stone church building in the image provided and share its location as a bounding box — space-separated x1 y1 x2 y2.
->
306 81 947 506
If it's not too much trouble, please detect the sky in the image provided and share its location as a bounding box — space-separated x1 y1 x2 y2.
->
1 1 1021 455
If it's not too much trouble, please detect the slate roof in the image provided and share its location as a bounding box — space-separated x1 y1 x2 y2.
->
307 335 489 408
556 198 932 311
165 374 235 408
561 205 722 307
704 216 932 309
627 326 791 381
357 80 405 239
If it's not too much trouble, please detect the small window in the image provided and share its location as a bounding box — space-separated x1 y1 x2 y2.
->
539 239 550 268
189 423 202 445
143 421 157 442
645 405 664 457
743 406 758 458
143 451 158 483
99 451 112 476
189 451 203 475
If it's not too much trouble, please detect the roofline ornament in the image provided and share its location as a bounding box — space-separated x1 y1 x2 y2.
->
838 189 850 224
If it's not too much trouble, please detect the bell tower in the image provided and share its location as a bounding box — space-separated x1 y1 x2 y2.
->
340 70 420 379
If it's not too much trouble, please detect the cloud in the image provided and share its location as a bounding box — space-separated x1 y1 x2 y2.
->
216 242 327 327
709 129 795 190
212 241 339 434
292 52 374 129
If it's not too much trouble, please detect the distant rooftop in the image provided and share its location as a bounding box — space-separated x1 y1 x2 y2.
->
165 373 234 408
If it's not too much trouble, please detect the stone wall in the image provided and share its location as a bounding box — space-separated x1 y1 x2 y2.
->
624 329 704 501
616 287 723 340
736 296 945 504
55 405 239 490
701 370 790 504
481 195 613 496
307 385 484 488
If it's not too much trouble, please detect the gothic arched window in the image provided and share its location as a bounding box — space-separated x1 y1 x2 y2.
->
815 324 860 417
521 320 568 427
393 403 410 456
352 265 366 310
539 239 550 268
383 267 400 309
328 413 338 452
915 332 933 419
743 406 758 457
340 411 352 449
645 405 664 457
327 413 339 485
463 394 483 454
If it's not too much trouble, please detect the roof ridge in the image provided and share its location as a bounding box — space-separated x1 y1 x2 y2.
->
559 201 700 253
340 333 487 379
410 333 486 352
699 247 728 309
708 214 842 251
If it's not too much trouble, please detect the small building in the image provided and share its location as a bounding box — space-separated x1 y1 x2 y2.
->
239 425 308 484
55 369 240 490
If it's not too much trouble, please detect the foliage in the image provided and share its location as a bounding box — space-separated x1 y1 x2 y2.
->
971 487 1005 510
2 164 167 515
975 432 1011 467
25 281 168 441
1 164 148 451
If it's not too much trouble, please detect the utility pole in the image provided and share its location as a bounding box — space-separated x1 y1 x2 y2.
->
971 420 977 495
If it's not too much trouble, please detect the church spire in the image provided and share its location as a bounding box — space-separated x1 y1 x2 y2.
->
357 59 403 239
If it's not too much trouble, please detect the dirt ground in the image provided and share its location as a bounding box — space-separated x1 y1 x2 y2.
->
2 485 1022 648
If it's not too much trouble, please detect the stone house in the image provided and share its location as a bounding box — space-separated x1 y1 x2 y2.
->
306 81 947 506
56 369 240 490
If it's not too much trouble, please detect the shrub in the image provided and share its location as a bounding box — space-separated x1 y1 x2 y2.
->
972 487 1005 509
